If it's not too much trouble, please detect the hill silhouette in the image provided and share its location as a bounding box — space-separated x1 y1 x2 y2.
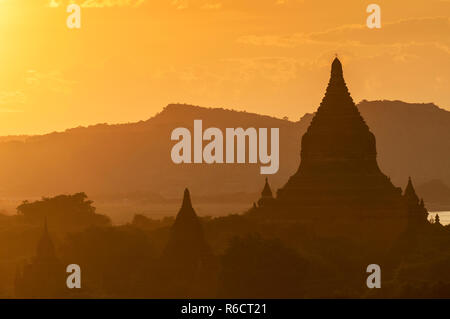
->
357 100 450 193
0 101 449 220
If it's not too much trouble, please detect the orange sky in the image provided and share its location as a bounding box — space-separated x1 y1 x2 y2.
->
0 0 449 135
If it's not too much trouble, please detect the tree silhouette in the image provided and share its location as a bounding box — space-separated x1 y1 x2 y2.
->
17 192 110 233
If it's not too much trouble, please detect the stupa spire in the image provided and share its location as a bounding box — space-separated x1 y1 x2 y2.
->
404 176 429 226
257 178 275 208
174 187 198 222
162 188 211 265
181 188 194 212
404 176 419 203
285 56 377 173
261 177 273 198
331 57 343 78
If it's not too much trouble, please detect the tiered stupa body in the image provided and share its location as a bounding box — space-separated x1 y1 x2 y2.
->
275 58 407 244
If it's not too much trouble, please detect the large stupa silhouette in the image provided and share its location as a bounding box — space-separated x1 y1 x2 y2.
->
278 57 402 207
264 58 416 245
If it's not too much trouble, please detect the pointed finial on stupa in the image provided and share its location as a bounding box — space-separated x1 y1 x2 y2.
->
174 187 199 221
261 178 273 198
406 176 413 190
331 56 343 77
404 176 419 202
182 188 193 210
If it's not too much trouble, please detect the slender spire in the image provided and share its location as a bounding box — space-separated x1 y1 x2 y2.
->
162 188 210 265
181 188 193 210
175 188 199 222
257 178 275 208
261 177 273 198
310 56 356 118
404 177 429 226
404 176 419 202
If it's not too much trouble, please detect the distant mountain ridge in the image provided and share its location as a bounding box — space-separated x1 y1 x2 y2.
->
0 100 449 213
357 100 450 190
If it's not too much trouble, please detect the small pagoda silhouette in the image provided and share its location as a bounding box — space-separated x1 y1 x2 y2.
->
159 188 216 297
257 177 275 208
403 177 429 228
162 188 211 264
15 219 65 298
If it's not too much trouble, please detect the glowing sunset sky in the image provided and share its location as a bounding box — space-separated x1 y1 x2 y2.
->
0 0 449 135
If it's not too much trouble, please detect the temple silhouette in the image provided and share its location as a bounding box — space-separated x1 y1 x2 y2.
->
162 188 212 265
251 58 429 250
15 219 65 298
404 176 429 228
158 188 216 297
257 177 275 208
